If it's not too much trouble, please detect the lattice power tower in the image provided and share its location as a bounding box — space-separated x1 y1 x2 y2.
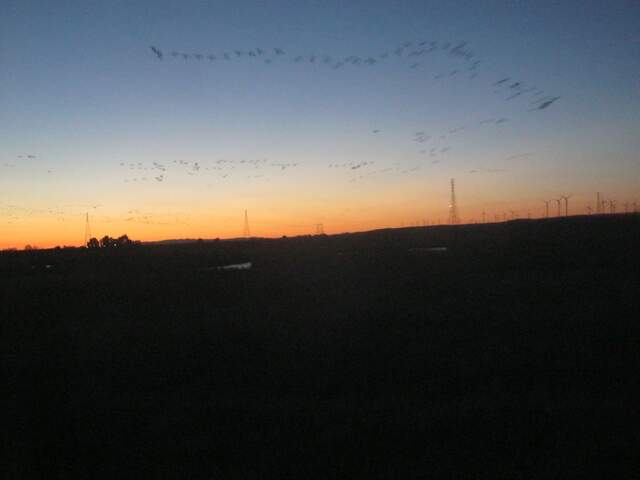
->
448 178 459 225
243 210 250 238
83 212 92 246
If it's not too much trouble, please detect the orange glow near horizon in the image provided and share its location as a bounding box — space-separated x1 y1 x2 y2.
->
3 185 633 250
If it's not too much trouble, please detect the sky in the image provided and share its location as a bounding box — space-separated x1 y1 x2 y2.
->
1 0 639 248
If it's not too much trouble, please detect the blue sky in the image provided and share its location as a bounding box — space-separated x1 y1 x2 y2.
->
1 0 639 246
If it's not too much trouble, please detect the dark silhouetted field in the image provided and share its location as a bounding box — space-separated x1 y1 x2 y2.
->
3 215 639 478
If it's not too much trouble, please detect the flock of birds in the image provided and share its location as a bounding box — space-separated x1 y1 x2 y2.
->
144 39 561 184
148 40 561 110
149 40 477 73
2 37 565 229
0 203 66 225
118 157 298 183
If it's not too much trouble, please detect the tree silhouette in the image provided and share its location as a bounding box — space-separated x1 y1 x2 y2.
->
99 236 114 248
87 237 99 249
96 234 138 248
116 234 132 246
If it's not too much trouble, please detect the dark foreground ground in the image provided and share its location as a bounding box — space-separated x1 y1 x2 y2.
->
3 215 640 478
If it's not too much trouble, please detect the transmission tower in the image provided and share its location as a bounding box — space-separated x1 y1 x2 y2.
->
243 210 250 238
83 212 91 246
315 223 324 235
448 178 459 225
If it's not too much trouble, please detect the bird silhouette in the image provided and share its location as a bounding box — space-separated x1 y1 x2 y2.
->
533 96 561 110
150 46 163 60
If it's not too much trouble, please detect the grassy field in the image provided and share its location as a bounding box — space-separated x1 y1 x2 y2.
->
3 215 639 478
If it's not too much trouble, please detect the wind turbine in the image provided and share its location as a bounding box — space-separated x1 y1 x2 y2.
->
560 194 572 217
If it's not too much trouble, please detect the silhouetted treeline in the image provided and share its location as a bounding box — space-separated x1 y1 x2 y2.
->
87 234 139 249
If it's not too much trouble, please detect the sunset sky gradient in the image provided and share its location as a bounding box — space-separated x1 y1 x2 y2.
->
1 0 639 248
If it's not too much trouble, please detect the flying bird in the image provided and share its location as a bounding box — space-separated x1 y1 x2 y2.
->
534 96 561 110
150 46 163 60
